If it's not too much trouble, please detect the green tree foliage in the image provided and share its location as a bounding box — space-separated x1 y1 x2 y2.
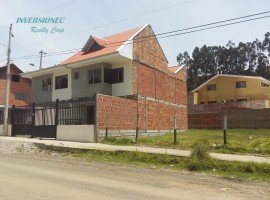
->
178 32 270 91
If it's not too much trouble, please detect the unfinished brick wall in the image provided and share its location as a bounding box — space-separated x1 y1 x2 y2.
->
133 25 168 72
97 94 188 133
138 99 187 131
188 113 221 129
132 61 187 105
188 107 270 129
97 94 137 130
131 25 187 107
188 99 269 114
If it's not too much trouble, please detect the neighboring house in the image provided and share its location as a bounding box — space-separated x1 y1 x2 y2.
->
168 65 187 82
22 24 187 134
0 64 31 107
190 74 270 108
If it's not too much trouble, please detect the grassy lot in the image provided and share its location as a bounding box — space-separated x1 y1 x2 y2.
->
39 144 270 182
101 129 270 156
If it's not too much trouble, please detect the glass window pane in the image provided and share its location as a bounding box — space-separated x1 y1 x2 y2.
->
55 75 68 90
119 68 124 83
94 68 101 83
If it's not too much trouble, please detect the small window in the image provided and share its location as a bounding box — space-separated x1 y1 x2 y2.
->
104 67 124 84
12 75 20 82
237 99 247 102
74 72 79 80
55 75 68 90
200 102 204 104
208 101 217 104
261 82 269 87
42 78 52 91
207 84 216 91
15 93 28 100
236 81 246 88
89 68 102 84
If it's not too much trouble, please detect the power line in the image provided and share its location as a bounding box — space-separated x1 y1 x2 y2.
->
159 15 270 39
7 9 270 59
0 42 7 47
11 0 198 52
2 11 270 63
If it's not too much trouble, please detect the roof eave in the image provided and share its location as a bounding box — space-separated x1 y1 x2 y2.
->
21 51 122 78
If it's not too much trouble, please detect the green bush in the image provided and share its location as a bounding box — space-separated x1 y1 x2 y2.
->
191 139 210 160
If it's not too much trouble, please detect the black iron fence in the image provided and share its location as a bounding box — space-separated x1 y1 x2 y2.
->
0 98 95 138
12 97 95 126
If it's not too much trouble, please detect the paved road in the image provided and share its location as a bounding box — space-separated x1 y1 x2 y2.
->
0 153 269 200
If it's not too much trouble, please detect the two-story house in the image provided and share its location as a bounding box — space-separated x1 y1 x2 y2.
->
0 63 31 107
191 74 270 108
22 24 187 135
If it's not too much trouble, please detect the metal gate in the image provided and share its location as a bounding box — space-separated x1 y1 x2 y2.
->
12 104 57 138
11 98 95 138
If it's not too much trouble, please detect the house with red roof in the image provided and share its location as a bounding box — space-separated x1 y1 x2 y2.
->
22 24 187 136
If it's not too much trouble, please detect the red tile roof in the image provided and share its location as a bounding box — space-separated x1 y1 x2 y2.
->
168 65 187 73
168 65 180 73
62 26 143 64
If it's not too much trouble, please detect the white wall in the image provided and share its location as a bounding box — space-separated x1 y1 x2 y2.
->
0 125 12 136
111 60 132 96
118 42 133 59
52 69 72 101
57 125 95 142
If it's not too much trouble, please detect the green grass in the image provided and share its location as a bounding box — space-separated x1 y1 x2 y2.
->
38 144 270 182
101 129 270 156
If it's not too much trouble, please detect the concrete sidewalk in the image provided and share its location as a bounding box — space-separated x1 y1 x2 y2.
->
0 136 270 164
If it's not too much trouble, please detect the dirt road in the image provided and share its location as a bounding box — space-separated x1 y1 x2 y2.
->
0 150 269 200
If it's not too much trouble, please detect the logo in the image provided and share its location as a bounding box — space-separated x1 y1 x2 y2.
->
16 17 65 34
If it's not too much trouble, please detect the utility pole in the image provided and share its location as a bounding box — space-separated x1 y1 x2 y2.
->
2 24 14 136
39 50 46 69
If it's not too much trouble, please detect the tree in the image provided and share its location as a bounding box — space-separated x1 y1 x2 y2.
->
177 32 270 91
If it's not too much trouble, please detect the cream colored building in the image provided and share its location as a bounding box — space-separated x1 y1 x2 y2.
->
191 74 270 107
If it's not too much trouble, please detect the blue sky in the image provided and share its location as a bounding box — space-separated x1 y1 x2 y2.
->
0 0 269 72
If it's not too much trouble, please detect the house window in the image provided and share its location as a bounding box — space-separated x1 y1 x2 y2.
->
74 72 79 80
55 75 68 90
207 84 216 91
42 78 52 91
236 81 246 88
89 68 101 84
104 67 124 84
15 93 28 100
12 75 20 82
200 102 204 104
261 82 269 87
208 101 217 104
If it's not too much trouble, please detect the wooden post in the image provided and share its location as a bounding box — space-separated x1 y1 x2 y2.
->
174 116 177 144
223 115 227 145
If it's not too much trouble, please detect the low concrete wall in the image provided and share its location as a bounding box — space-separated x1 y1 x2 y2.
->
0 125 12 136
57 125 95 143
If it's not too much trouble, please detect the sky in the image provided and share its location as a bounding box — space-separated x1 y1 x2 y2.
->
0 0 270 72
